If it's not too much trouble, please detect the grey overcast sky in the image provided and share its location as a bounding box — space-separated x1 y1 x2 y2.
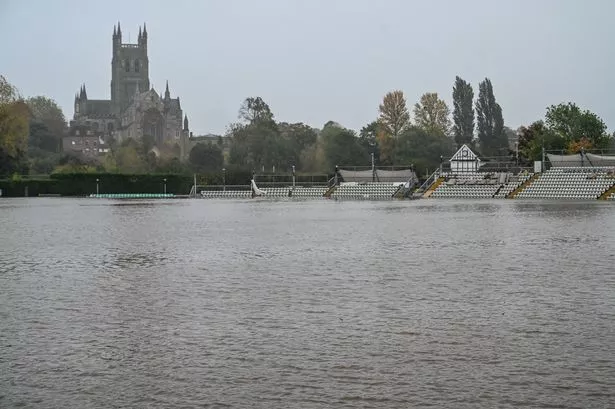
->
1 0 614 136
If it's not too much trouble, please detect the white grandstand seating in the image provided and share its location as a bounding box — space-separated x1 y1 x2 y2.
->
201 190 251 198
261 187 291 197
331 183 400 199
200 186 328 199
493 173 533 198
431 172 502 199
291 186 327 198
516 167 615 199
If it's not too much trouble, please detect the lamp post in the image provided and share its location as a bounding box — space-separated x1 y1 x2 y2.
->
515 141 519 166
371 152 375 182
96 178 99 195
163 178 167 195
541 136 545 173
334 165 339 186
292 165 296 189
439 155 443 175
222 168 226 191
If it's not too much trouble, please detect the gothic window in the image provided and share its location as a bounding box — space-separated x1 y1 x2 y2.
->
125 58 130 72
135 59 140 72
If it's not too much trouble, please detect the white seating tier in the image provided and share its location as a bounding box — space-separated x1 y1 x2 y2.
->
516 167 615 199
493 173 532 198
200 186 328 199
331 183 399 200
430 172 533 199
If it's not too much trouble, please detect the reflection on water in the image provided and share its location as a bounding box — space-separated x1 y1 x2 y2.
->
1 198 614 408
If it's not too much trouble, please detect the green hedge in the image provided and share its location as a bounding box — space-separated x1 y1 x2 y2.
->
48 173 193 196
0 179 59 197
0 169 300 197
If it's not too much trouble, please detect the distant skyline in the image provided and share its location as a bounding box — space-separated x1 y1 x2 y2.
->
2 0 615 135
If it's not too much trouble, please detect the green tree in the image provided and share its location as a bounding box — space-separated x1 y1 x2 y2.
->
0 76 29 175
545 102 609 150
278 122 317 169
28 121 58 153
413 92 451 137
53 152 101 173
298 141 326 172
517 121 566 164
359 120 380 163
27 121 63 174
189 142 224 173
156 156 191 174
239 96 275 125
103 138 148 173
378 90 410 138
115 144 147 173
26 96 66 144
320 122 368 170
475 78 507 156
228 97 289 171
397 126 454 177
452 76 474 146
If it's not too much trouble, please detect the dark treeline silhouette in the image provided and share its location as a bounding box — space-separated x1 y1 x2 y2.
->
1 74 613 178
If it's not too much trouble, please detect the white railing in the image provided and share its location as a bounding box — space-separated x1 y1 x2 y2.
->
416 169 440 193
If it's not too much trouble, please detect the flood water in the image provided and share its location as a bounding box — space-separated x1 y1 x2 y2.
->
1 198 615 408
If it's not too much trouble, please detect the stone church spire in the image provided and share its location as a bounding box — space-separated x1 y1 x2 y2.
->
164 81 170 100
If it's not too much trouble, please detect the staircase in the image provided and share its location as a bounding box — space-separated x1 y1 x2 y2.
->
598 181 615 200
423 177 445 198
392 185 406 199
323 185 337 198
507 173 539 199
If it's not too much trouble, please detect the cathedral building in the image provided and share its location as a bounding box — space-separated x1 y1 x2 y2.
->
70 22 189 149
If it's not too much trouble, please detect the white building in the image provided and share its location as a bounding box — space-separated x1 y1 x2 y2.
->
450 144 481 173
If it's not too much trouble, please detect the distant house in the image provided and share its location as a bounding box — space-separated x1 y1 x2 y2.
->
62 125 109 157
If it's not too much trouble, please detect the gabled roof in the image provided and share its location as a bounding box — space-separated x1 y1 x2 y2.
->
140 88 160 102
450 144 481 162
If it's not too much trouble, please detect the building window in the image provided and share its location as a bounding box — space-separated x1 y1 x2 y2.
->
125 58 130 72
135 59 140 72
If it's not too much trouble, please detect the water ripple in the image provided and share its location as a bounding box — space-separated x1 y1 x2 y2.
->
0 198 614 408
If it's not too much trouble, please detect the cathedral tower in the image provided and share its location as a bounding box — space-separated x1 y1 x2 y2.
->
111 22 150 115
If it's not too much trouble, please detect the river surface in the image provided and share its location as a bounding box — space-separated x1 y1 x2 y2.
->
1 198 614 408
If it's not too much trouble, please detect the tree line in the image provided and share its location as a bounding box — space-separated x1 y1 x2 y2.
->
1 74 614 179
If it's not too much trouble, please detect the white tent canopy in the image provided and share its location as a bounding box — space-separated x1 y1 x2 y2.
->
338 168 417 184
547 153 615 167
